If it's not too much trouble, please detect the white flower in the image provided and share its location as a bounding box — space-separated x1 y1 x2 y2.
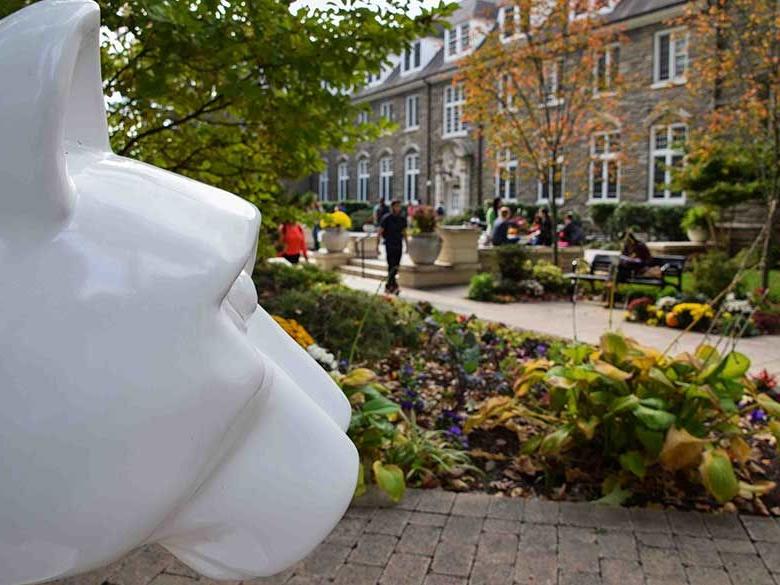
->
722 298 754 315
657 296 678 310
306 344 338 372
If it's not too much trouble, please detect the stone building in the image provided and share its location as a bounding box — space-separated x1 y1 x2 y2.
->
300 0 706 218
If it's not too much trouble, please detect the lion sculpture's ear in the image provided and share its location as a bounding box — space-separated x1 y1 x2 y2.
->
0 0 109 237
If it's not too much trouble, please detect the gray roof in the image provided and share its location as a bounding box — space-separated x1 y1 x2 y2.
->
355 0 689 101
609 0 687 22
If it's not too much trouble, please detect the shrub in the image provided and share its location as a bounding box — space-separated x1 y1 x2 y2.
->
467 332 780 504
690 250 743 300
322 201 372 215
589 203 618 235
611 203 656 236
263 284 421 361
681 205 717 232
350 208 375 229
496 246 532 281
532 260 566 294
652 206 687 241
253 262 340 296
468 273 496 301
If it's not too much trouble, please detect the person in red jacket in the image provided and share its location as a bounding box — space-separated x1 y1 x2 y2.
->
278 220 308 264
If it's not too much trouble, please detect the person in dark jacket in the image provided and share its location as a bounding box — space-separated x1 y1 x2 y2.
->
560 213 584 246
491 206 513 246
377 200 407 294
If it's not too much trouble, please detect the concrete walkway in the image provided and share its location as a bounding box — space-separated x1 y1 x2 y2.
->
341 275 780 372
52 490 780 585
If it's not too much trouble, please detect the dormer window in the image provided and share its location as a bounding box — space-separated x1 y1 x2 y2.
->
445 23 472 60
402 41 422 74
500 5 520 39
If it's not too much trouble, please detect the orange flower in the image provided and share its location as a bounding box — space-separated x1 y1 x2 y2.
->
665 313 680 328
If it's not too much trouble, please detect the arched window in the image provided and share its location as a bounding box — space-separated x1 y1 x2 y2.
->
379 156 393 201
357 157 370 202
404 151 420 202
337 161 349 201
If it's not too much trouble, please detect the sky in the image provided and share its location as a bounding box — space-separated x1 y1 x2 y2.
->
290 0 448 16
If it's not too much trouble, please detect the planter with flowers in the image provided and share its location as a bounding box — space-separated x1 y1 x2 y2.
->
408 205 441 265
319 210 352 253
681 205 717 243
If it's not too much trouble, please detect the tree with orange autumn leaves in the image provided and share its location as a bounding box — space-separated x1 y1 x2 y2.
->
458 0 625 264
673 0 779 290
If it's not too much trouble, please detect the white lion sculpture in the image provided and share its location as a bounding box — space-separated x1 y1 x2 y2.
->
0 2 358 583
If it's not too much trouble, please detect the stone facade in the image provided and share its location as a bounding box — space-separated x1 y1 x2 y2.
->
300 0 727 221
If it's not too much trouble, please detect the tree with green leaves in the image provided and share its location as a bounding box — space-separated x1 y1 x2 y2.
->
0 0 451 255
671 0 779 290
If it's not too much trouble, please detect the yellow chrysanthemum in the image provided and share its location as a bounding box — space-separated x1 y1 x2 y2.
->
273 316 315 348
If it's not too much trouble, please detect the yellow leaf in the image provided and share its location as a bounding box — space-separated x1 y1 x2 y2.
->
514 371 546 397
728 436 753 464
341 368 377 388
349 392 365 406
757 394 780 418
659 426 709 471
593 360 632 382
465 396 514 433
738 481 777 499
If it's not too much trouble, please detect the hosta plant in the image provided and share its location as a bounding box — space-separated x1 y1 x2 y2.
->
467 332 779 505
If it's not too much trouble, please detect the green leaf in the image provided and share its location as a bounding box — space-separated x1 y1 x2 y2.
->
595 484 633 506
699 449 739 504
720 352 751 379
362 397 401 417
636 426 665 458
601 332 629 363
539 426 573 456
372 461 406 503
619 451 647 478
354 462 367 498
633 406 676 431
610 395 640 414
639 397 668 410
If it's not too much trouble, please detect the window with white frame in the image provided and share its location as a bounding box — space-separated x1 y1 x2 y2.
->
406 95 420 129
379 156 394 200
402 41 422 74
357 157 370 202
404 151 420 202
654 28 688 84
318 168 329 201
445 23 472 59
590 131 620 201
337 161 349 201
500 5 519 40
357 110 369 124
380 101 394 121
595 44 620 94
650 124 687 201
495 150 517 201
537 162 565 204
542 59 564 105
443 84 467 136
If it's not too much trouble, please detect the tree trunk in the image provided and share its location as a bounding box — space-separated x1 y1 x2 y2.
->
551 191 559 267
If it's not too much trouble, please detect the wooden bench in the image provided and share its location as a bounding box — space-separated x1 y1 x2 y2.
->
565 253 686 296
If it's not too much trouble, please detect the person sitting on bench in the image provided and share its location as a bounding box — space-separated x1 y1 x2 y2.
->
619 232 654 279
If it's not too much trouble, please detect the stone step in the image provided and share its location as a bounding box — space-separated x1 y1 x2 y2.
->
338 264 387 280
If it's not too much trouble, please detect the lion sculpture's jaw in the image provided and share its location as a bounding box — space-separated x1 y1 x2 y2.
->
0 2 358 583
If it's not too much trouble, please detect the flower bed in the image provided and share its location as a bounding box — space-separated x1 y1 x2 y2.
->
624 294 769 337
261 261 780 514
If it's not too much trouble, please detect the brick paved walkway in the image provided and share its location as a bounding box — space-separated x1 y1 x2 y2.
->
52 490 780 585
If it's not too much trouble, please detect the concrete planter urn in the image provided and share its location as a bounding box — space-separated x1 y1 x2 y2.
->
686 227 708 244
322 227 349 253
437 226 481 265
408 233 442 265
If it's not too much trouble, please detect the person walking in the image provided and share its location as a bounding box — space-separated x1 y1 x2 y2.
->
278 219 308 264
373 198 389 227
377 200 407 295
